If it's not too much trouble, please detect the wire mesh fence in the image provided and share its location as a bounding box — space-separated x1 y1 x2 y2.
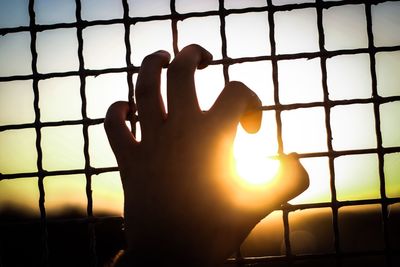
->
0 0 400 266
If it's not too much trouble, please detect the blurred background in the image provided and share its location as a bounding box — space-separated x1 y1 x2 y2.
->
0 0 399 266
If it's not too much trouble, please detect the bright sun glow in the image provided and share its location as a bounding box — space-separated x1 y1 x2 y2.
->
233 128 280 189
235 153 280 188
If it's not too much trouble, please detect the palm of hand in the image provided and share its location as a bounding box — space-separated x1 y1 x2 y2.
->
105 45 309 266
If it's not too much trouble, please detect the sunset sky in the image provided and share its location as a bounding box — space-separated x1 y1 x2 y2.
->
0 0 399 226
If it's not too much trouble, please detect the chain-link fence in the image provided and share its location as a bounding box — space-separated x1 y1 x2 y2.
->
0 0 399 266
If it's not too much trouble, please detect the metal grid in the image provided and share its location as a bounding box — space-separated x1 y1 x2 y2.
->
0 0 400 266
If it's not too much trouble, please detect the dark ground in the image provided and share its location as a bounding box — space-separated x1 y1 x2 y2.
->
0 204 399 267
0 207 125 267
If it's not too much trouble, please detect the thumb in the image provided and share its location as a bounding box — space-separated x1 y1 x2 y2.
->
276 153 310 201
210 81 262 133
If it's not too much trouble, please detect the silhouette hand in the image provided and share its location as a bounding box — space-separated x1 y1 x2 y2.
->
104 44 309 267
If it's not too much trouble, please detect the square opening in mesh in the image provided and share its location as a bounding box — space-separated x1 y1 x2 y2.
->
195 64 225 111
39 76 82 122
41 125 85 171
234 110 279 158
376 51 400 97
83 24 126 70
175 0 219 13
92 171 124 216
274 8 319 54
0 129 37 174
278 58 323 104
0 177 40 218
224 0 267 9
36 28 79 73
372 1 400 47
178 16 222 59
327 53 372 100
0 80 34 125
229 61 275 106
338 204 385 252
34 0 76 25
331 104 377 151
288 208 334 255
272 0 315 5
0 0 29 28
323 4 368 50
86 73 128 119
384 153 400 198
130 20 173 66
88 124 117 168
281 107 327 154
380 101 400 148
289 156 331 205
334 153 380 201
81 0 123 21
44 174 87 217
225 12 271 58
128 0 170 17
0 32 32 76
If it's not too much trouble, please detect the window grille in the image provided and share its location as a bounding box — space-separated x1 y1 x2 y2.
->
0 0 399 266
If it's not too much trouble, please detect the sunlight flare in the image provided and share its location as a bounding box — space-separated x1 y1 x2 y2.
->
235 155 280 187
233 130 280 190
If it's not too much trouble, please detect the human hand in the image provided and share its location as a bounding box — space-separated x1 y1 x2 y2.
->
104 44 309 267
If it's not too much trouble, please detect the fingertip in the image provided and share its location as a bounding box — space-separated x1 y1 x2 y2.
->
181 44 213 70
281 153 310 191
197 48 213 70
104 101 131 129
156 50 171 68
142 50 171 68
240 94 262 134
240 109 262 133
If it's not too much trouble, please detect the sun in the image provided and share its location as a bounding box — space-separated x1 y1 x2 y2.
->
233 127 281 190
235 155 280 187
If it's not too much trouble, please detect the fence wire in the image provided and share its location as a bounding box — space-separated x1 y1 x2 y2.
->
0 0 400 266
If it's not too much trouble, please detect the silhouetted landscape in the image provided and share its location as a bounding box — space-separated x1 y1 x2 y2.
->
0 206 125 267
1 204 399 266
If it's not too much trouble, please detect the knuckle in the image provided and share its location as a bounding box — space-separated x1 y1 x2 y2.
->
141 50 170 66
227 80 246 89
104 102 126 128
226 81 250 96
226 81 260 103
185 43 204 52
108 101 127 112
142 53 161 65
